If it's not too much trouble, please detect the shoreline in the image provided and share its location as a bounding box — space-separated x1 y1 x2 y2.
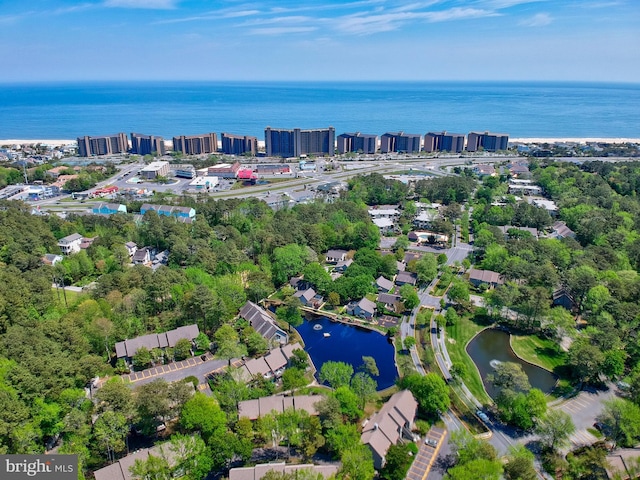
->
1 137 639 149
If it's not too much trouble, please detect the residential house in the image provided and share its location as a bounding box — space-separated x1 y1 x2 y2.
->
289 277 312 292
325 249 348 264
376 276 395 293
42 253 63 266
507 162 530 178
80 237 97 250
409 231 449 246
93 444 177 480
372 217 396 234
395 272 417 287
473 164 496 177
152 250 169 271
132 247 151 265
468 268 503 289
92 202 127 215
347 298 377 319
239 301 288 345
334 258 353 272
238 342 303 382
378 293 402 313
550 221 576 239
532 199 559 216
499 225 539 239
553 288 577 312
238 394 324 421
294 287 318 307
413 209 440 230
124 241 137 258
403 252 422 264
114 324 199 363
229 463 338 480
140 203 196 221
58 233 83 255
361 390 418 470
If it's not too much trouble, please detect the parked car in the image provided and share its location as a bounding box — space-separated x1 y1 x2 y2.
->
476 410 490 423
425 438 438 448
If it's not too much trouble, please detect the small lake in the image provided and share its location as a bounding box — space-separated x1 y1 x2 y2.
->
466 328 557 399
295 316 398 390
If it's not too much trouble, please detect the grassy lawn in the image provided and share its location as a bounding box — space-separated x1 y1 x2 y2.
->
432 279 451 297
510 334 567 373
445 314 492 405
52 288 86 308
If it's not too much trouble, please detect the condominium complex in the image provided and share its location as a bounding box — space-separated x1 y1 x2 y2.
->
336 132 377 154
172 133 218 155
221 132 258 155
130 133 166 156
380 132 421 154
265 127 335 157
466 131 509 152
424 131 465 153
77 133 129 157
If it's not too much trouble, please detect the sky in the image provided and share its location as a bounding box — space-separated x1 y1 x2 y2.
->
0 0 638 83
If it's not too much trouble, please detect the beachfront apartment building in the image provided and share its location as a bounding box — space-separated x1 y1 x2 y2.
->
265 127 335 157
77 133 129 157
221 132 258 155
337 132 377 154
466 131 509 152
380 132 421 154
172 133 218 155
130 133 166 156
424 131 465 153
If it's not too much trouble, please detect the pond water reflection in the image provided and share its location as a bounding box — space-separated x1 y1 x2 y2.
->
295 316 398 390
466 328 557 399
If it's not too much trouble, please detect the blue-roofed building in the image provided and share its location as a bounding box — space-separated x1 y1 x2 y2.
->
140 203 196 220
92 203 127 215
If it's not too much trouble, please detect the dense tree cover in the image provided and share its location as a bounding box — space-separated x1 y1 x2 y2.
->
414 176 476 205
397 373 450 418
346 173 408 206
444 431 502 480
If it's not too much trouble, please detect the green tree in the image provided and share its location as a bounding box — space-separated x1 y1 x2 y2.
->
398 373 450 417
214 324 247 365
380 442 416 480
487 362 531 393
399 284 420 311
276 297 303 332
94 379 135 419
447 280 470 304
360 356 379 377
174 338 192 361
302 262 333 295
597 398 640 447
281 367 308 392
334 386 363 421
93 411 128 463
535 409 575 452
338 444 375 480
504 444 537 480
130 452 172 480
350 372 377 409
328 291 341 307
567 338 605 384
180 393 226 443
132 347 153 371
134 379 172 436
194 332 211 352
319 361 354 389
169 433 213 480
415 254 438 284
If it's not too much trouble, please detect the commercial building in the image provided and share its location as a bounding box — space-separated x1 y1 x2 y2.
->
221 132 258 155
172 133 218 155
337 132 377 154
130 133 166 156
173 164 196 179
466 131 509 152
207 162 241 178
265 127 335 157
380 132 421 153
256 164 291 175
77 133 129 157
140 161 170 179
424 131 465 153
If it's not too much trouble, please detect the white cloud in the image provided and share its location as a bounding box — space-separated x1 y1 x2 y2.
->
248 26 318 36
519 12 552 26
104 0 177 9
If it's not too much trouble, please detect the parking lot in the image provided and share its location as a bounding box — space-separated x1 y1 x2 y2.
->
406 427 446 480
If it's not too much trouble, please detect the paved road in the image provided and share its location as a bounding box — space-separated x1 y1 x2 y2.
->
406 427 447 480
119 355 235 387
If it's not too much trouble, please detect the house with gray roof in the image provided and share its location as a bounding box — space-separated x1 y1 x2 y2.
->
361 390 418 470
238 394 324 420
347 297 377 320
114 324 199 363
378 293 401 312
395 271 417 286
468 268 503 288
239 301 288 345
93 443 177 480
376 275 395 293
294 287 317 306
58 233 83 255
325 249 348 264
229 463 338 480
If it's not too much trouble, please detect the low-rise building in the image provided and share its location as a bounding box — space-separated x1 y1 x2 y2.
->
140 203 196 221
395 271 417 286
347 297 377 319
92 203 127 215
361 390 418 469
468 268 503 288
376 276 395 293
238 394 324 420
58 233 83 255
42 253 63 266
189 176 219 191
325 249 348 264
229 463 338 480
207 162 241 178
239 301 288 345
140 161 170 179
114 324 199 363
378 293 402 312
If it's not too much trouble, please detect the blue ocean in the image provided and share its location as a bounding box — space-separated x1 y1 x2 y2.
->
0 81 638 139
